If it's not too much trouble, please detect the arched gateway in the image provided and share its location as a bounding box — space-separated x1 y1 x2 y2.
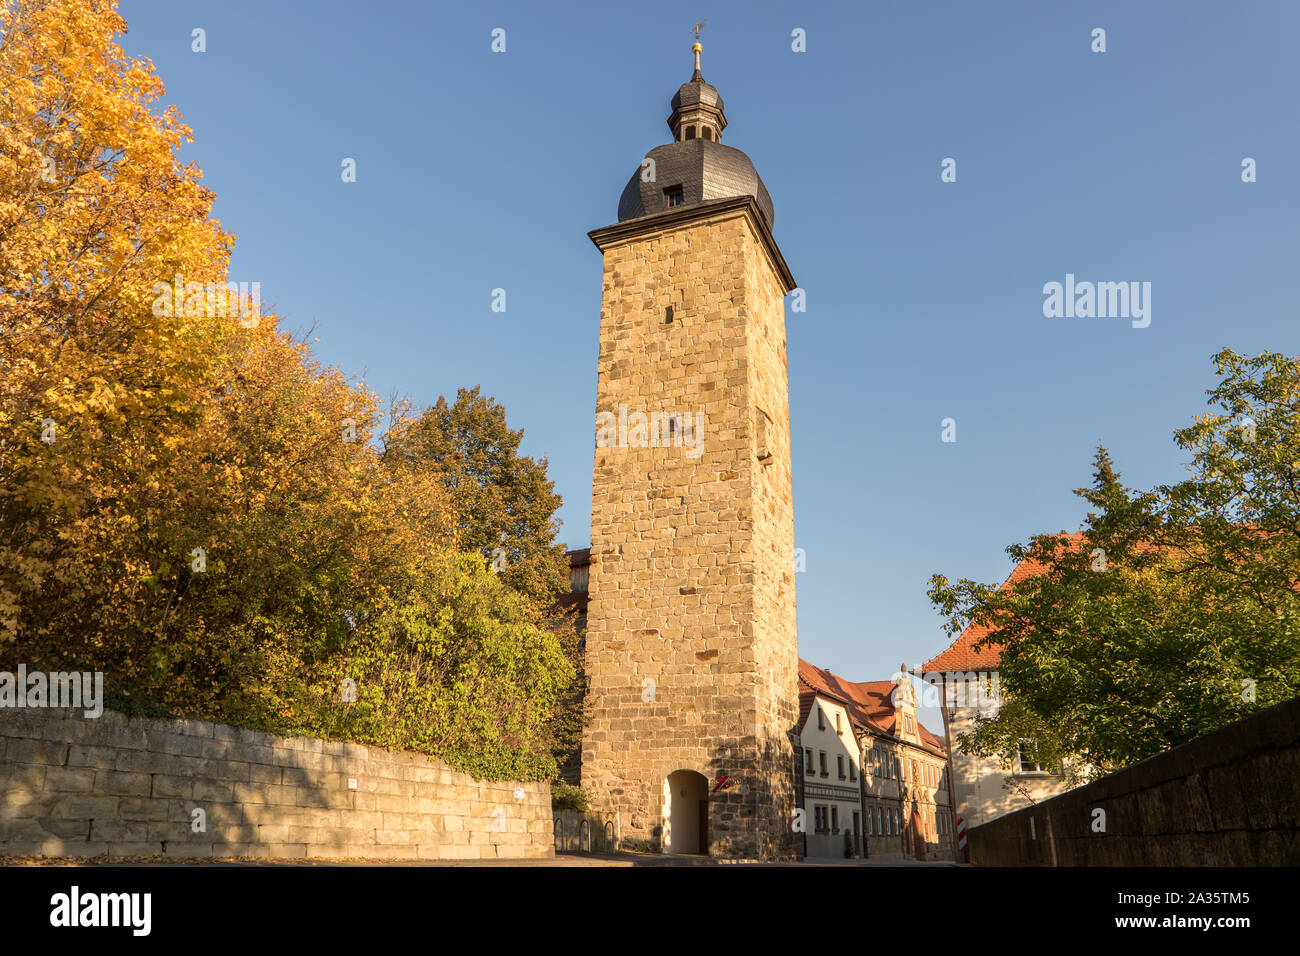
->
664 770 709 854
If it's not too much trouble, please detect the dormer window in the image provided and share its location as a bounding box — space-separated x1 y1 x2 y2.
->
664 185 684 208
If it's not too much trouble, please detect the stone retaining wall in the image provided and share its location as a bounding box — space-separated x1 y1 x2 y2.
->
967 696 1300 866
0 707 553 861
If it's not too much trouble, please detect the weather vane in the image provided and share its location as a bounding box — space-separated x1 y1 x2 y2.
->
691 18 708 74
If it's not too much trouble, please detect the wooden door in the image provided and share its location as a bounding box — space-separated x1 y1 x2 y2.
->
697 800 708 854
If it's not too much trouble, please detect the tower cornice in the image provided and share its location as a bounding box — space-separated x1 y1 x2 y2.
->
588 195 797 293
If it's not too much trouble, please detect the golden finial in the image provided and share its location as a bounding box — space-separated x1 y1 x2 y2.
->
692 19 707 74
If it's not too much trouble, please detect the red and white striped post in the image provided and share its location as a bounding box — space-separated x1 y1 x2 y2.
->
956 816 968 861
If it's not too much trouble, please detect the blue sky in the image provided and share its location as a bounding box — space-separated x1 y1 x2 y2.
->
118 0 1300 702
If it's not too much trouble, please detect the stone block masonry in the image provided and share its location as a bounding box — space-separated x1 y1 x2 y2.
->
583 196 800 860
0 707 553 861
967 695 1300 866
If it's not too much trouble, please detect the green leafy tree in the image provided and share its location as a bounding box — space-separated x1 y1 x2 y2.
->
0 1 574 781
381 386 585 774
382 386 569 607
929 351 1300 780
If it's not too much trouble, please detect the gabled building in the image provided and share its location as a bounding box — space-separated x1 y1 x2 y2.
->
797 659 954 861
797 679 863 859
923 541 1079 839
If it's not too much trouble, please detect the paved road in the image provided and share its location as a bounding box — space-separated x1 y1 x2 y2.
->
2 851 961 867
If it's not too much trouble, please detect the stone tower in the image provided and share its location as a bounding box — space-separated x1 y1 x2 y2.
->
581 43 800 860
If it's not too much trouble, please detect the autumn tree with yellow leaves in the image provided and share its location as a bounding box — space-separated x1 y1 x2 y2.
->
0 0 572 780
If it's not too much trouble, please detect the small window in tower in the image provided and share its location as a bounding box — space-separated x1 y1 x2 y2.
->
664 185 684 208
702 127 713 141
684 126 696 140
756 407 774 465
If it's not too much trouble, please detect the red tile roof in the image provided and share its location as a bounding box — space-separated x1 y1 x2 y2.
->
918 723 946 752
923 533 1086 673
798 658 945 757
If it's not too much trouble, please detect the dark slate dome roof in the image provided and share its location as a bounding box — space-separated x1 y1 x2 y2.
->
671 76 724 115
617 139 775 230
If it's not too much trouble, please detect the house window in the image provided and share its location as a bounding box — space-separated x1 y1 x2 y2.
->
819 751 828 776
1018 739 1044 774
849 761 857 782
817 706 825 731
867 808 875 836
837 755 845 779
804 749 814 774
853 811 860 838
835 712 842 734
831 807 839 834
664 185 685 208
814 806 829 833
